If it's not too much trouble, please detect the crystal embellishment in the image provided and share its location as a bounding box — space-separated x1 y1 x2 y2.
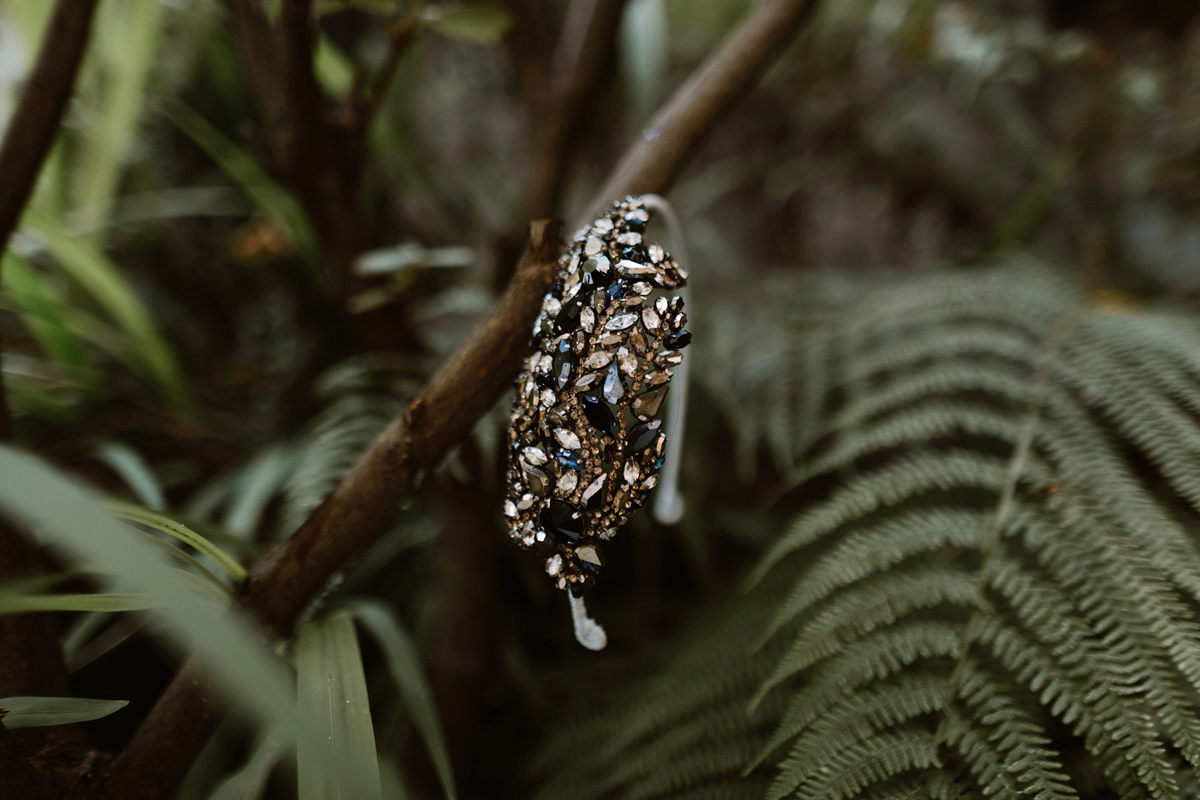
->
504 196 689 592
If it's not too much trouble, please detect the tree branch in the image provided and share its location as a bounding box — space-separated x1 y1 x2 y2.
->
575 0 819 228
0 0 101 440
89 0 823 794
524 0 629 220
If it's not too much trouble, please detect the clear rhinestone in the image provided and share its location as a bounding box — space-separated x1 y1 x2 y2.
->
504 500 518 518
555 429 582 449
582 473 606 502
575 373 598 388
633 281 653 296
626 208 649 222
642 474 658 489
624 461 639 484
655 296 669 315
644 370 671 385
623 262 658 276
576 544 601 565
648 244 664 263
593 217 614 232
642 308 661 331
522 447 548 466
544 297 562 315
584 236 603 256
656 350 683 366
617 346 637 376
546 555 563 576
617 232 642 245
606 314 637 331
540 389 556 408
566 252 580 273
517 493 535 510
603 362 625 402
583 351 613 369
559 471 578 494
598 333 622 346
579 307 595 332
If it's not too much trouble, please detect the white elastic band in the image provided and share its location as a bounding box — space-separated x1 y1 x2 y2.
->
641 194 689 525
569 592 608 650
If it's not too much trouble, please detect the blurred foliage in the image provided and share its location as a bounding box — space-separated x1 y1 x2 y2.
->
3 0 1200 799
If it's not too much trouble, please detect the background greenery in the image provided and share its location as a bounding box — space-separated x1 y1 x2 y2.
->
4 0 1200 798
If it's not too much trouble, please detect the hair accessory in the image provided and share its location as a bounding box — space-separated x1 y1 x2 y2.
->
505 195 691 648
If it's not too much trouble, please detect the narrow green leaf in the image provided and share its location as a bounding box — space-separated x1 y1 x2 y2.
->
0 446 300 743
296 611 383 800
421 4 515 44
72 0 163 238
164 103 319 270
620 0 668 124
93 441 166 511
0 696 128 729
1 252 87 380
107 501 247 582
223 444 297 540
22 209 189 407
208 728 286 800
0 593 151 614
350 600 457 800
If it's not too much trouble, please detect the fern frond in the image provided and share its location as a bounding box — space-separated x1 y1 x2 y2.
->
530 264 1200 800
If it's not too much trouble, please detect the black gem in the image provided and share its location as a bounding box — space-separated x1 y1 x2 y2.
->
541 498 585 541
554 299 582 333
589 262 614 287
665 330 692 349
620 245 648 262
622 219 646 234
580 394 619 438
627 419 663 454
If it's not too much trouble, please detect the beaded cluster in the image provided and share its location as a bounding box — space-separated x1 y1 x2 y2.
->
505 196 691 591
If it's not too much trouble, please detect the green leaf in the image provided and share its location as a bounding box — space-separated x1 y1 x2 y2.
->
107 501 247 583
71 0 163 238
223 444 297 540
208 728 286 800
1 252 87 382
296 610 383 800
0 696 128 729
314 35 355 97
421 4 515 44
22 208 189 408
619 0 668 124
93 441 166 511
350 600 456 800
0 593 151 614
164 102 319 271
0 446 300 743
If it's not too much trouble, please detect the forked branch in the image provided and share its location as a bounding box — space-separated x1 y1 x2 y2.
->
90 0 823 795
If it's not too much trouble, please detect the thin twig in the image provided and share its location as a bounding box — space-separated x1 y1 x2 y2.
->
355 0 428 131
0 0 101 440
90 0 824 793
525 0 629 220
575 0 819 228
